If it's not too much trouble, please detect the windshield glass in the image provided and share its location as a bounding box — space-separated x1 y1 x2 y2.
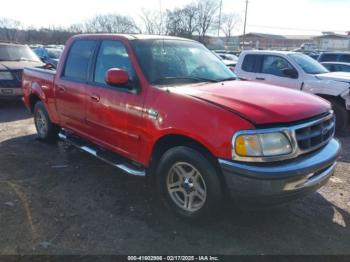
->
289 53 328 74
0 45 41 62
131 39 236 85
47 48 62 59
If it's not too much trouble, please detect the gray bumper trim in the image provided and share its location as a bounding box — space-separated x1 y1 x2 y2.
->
218 139 340 200
219 139 340 180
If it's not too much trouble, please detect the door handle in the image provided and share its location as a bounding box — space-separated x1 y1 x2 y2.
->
90 94 100 102
58 85 66 92
256 77 265 80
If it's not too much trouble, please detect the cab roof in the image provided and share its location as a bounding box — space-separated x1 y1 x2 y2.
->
71 33 196 42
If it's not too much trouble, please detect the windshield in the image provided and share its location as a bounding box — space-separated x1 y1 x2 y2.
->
0 45 41 62
131 39 236 85
47 48 62 59
289 53 328 74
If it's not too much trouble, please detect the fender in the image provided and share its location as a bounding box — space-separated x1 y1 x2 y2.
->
30 82 47 103
303 78 349 97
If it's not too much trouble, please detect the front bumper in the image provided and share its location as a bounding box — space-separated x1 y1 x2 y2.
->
219 139 341 205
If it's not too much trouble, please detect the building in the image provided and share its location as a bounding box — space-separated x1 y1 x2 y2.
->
239 33 315 50
239 32 350 51
313 32 350 51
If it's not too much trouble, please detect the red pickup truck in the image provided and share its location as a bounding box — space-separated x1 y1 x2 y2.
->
22 34 340 220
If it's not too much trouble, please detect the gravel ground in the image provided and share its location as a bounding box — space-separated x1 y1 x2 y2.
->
0 99 349 255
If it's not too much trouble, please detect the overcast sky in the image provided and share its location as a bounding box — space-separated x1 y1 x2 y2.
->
1 0 349 36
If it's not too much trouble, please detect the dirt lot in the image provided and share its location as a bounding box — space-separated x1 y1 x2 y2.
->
0 100 349 255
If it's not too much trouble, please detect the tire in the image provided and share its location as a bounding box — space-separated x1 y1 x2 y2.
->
155 146 223 221
329 98 348 133
33 101 59 142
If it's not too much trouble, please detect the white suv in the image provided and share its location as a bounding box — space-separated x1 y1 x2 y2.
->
235 50 350 132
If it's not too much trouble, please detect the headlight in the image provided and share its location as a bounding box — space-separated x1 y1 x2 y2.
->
0 71 14 80
234 132 292 158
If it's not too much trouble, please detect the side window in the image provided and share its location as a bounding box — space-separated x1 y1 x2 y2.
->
339 54 350 63
319 53 338 62
63 40 97 81
261 55 294 77
242 54 257 72
340 65 350 72
94 40 136 85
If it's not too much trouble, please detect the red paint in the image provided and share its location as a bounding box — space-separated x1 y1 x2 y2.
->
105 68 129 86
22 34 331 167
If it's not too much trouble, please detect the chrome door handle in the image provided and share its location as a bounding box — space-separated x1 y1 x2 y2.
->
90 94 100 102
58 86 66 92
256 77 265 80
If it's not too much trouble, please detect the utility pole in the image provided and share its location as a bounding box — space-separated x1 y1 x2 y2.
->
242 0 249 49
218 0 223 37
159 0 163 35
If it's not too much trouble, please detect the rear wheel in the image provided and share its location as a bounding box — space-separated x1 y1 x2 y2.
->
329 98 348 133
34 101 59 142
156 146 223 221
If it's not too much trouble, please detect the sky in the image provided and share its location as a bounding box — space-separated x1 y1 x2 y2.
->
0 0 349 36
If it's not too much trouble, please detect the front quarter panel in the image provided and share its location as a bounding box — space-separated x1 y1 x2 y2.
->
303 76 349 97
139 86 255 165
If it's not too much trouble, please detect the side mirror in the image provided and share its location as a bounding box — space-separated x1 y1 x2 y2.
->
105 68 129 86
282 68 298 79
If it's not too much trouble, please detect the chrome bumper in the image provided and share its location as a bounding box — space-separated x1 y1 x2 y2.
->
219 139 341 203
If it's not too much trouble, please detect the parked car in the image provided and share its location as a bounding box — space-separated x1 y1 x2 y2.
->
33 47 62 68
235 50 350 132
321 62 350 72
318 52 350 63
0 42 43 98
216 53 239 62
212 52 236 71
22 34 340 220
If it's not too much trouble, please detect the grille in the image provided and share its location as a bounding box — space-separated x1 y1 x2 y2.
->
11 70 23 82
295 113 335 152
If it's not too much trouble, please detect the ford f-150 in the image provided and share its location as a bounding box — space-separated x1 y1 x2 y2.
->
22 34 341 220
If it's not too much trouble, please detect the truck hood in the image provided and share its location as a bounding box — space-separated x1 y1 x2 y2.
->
170 81 331 125
316 72 350 83
0 60 43 71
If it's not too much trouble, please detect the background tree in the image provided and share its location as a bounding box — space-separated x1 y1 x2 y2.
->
165 4 198 38
196 0 219 42
84 14 140 34
220 13 240 38
0 18 22 42
140 9 165 35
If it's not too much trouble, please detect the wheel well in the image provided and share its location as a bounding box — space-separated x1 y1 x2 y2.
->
29 94 41 113
149 134 227 189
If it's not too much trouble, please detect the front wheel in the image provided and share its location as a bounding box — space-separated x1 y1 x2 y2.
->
156 146 223 221
34 101 59 142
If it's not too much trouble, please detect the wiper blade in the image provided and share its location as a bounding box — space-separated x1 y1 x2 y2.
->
154 76 218 84
219 77 237 82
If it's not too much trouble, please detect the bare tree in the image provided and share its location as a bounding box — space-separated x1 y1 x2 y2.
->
196 0 219 42
220 13 241 38
140 9 165 35
84 14 140 34
0 18 22 42
166 4 198 38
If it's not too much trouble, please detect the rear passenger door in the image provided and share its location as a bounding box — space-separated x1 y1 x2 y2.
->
85 40 144 161
55 40 97 133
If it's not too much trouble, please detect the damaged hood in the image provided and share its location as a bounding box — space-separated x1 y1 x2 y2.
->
170 81 331 125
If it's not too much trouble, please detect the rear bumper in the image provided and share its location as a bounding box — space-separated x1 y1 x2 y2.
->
219 139 341 205
0 87 23 97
